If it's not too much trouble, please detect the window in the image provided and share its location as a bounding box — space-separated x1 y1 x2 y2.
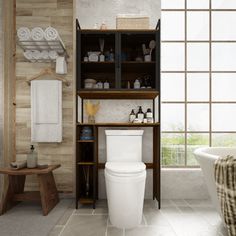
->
161 0 236 167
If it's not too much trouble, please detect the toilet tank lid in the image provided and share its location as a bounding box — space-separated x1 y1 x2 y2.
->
105 162 146 174
105 130 144 136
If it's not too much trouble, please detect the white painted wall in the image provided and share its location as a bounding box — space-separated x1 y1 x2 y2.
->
76 0 209 200
76 0 161 29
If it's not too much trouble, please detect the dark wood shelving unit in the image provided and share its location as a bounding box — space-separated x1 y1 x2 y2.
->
75 19 161 209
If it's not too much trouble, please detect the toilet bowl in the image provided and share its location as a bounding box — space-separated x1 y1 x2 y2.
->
105 130 146 229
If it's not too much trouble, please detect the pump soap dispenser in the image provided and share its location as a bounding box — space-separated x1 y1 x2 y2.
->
27 145 38 168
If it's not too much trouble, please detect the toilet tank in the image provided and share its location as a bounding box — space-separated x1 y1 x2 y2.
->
105 130 144 162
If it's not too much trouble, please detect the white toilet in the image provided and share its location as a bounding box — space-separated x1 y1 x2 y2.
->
105 130 146 229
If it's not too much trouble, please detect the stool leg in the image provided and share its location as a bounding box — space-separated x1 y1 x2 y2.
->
0 175 25 215
38 172 59 216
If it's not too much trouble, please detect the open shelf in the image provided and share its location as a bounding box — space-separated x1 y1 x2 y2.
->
77 162 95 165
77 140 95 143
77 90 159 99
79 197 94 204
82 61 115 64
77 122 160 127
122 61 156 64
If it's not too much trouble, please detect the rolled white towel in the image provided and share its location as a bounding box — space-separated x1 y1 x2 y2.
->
31 27 46 50
44 26 59 40
40 50 49 60
23 50 33 60
45 26 65 49
31 27 45 41
17 27 31 41
49 50 58 60
32 50 41 60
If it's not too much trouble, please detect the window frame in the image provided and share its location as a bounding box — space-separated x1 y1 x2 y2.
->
161 0 236 167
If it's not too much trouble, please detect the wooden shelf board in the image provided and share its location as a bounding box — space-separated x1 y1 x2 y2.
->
79 197 94 204
77 122 159 127
77 90 159 99
82 61 114 64
77 162 95 165
81 29 158 34
122 61 156 64
77 140 95 143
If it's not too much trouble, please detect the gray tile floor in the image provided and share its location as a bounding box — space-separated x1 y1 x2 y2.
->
0 199 73 236
51 199 228 236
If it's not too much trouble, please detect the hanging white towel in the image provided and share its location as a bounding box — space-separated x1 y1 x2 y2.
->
31 80 62 142
56 56 67 74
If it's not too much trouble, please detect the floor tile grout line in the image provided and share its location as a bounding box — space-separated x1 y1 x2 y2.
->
167 200 183 213
159 204 183 236
184 200 224 230
183 199 191 207
58 209 76 236
73 213 94 216
143 214 148 226
105 217 109 236
174 200 226 235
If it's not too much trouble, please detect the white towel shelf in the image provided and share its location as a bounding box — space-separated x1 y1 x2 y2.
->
17 39 69 63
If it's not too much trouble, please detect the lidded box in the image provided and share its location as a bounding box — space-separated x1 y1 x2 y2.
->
116 14 149 29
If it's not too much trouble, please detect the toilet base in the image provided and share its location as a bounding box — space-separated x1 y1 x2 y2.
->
105 170 146 229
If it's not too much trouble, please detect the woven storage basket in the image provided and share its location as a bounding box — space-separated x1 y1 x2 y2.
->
116 15 149 29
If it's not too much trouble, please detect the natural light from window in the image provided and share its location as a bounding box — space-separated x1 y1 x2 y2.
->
161 0 236 167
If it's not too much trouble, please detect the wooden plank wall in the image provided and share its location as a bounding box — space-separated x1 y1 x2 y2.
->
0 0 3 198
0 0 16 211
15 0 74 193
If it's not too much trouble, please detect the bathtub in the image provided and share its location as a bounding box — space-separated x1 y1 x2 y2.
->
194 147 236 220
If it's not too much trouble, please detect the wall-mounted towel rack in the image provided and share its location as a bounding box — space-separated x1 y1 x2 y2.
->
17 40 68 63
27 68 70 86
17 26 69 63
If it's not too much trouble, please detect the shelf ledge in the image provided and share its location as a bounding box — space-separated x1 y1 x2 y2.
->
77 122 160 127
77 90 159 99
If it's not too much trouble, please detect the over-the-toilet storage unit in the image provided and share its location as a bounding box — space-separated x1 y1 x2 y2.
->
75 19 161 209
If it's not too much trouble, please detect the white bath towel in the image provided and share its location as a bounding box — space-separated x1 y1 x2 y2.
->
44 26 59 40
31 27 45 41
40 50 49 60
31 80 62 142
56 56 67 74
17 27 31 41
44 26 65 50
31 27 47 50
23 50 34 61
32 50 41 60
49 50 59 60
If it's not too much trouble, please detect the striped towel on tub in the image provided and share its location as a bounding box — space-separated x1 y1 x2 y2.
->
214 155 236 236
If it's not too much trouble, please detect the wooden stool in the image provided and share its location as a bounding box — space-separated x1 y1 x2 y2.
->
0 164 60 216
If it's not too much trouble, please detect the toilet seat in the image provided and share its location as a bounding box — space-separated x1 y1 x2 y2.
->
105 162 146 177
